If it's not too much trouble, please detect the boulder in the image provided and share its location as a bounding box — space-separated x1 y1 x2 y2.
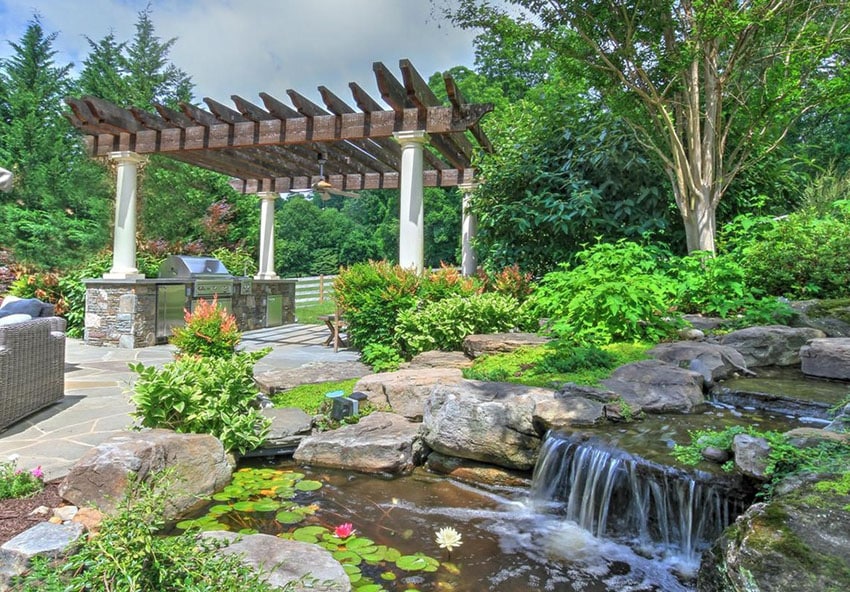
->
600 359 705 413
59 429 233 518
732 433 771 481
785 426 850 445
425 451 531 488
462 332 549 359
255 361 372 394
420 380 554 470
682 314 727 332
408 350 473 369
0 522 85 586
204 532 350 592
790 299 850 337
825 403 850 433
800 337 850 380
697 480 850 592
293 412 425 475
649 341 750 383
255 407 313 453
353 368 464 421
720 325 826 367
533 397 606 431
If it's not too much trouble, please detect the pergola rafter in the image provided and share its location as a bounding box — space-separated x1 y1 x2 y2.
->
65 60 493 195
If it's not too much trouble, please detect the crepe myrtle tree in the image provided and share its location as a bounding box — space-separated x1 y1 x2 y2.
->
444 0 850 253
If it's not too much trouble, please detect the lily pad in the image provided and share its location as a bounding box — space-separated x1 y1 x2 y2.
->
275 510 305 524
396 554 439 572
292 525 328 543
294 479 323 492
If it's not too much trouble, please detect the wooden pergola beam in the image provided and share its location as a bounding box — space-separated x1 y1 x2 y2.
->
66 60 493 193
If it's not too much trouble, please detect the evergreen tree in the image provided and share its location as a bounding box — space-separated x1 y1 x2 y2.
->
0 16 111 269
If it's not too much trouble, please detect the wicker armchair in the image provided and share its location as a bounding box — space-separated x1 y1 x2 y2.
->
0 316 66 430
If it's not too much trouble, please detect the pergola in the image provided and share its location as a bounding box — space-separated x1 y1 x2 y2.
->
66 59 493 278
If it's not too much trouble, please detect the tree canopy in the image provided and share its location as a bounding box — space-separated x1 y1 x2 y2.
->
446 0 850 253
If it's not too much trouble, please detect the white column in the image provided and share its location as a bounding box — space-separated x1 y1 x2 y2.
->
459 182 479 276
104 151 145 279
255 192 279 280
394 130 427 273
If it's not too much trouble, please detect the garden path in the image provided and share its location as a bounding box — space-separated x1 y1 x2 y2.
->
0 324 357 480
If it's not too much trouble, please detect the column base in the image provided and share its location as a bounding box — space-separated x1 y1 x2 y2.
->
254 272 280 280
103 271 145 280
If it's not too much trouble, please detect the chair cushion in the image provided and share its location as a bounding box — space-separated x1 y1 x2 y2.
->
0 298 47 318
0 313 33 326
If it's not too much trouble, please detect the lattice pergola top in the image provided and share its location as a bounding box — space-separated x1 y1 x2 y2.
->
65 59 493 194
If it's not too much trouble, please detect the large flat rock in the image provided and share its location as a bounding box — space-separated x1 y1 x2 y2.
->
601 359 705 413
800 337 850 380
293 412 425 475
59 429 233 518
420 380 554 471
462 332 549 359
649 341 749 382
720 325 826 367
255 361 372 394
353 368 465 421
204 532 350 592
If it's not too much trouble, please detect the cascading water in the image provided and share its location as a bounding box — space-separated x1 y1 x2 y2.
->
530 432 752 564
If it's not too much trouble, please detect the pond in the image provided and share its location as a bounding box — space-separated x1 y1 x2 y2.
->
178 460 704 592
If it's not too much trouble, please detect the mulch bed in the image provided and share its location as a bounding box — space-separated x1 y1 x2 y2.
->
0 480 63 545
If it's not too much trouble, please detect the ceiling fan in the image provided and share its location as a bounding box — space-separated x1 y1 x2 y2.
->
310 154 360 201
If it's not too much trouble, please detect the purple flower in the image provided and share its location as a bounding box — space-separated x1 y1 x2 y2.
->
30 466 44 479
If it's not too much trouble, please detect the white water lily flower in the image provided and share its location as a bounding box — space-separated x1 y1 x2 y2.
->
435 526 463 552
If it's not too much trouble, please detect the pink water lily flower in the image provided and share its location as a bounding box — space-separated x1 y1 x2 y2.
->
334 522 355 538
31 466 44 479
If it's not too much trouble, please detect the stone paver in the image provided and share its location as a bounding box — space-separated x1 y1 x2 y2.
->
0 324 358 480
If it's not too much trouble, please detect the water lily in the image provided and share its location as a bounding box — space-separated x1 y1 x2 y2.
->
435 526 463 553
30 466 43 480
334 522 355 538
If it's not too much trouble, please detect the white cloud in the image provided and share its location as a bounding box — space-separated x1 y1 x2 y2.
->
1 0 478 108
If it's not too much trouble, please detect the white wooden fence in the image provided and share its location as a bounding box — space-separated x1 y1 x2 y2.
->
287 274 337 305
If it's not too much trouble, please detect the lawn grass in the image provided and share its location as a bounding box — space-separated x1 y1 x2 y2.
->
271 378 360 414
294 300 336 325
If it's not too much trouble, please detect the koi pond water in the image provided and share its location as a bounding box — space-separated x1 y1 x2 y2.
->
177 462 694 592
176 369 847 592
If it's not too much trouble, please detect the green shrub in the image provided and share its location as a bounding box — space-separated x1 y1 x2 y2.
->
739 211 850 299
396 292 533 356
14 475 283 592
671 251 751 317
170 296 241 358
333 261 420 350
0 459 44 499
529 241 682 344
130 350 271 454
209 246 257 277
360 342 404 372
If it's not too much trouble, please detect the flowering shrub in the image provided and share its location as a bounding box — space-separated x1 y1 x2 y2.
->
0 457 45 499
170 296 241 358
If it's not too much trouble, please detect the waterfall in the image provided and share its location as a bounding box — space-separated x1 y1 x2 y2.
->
530 433 750 562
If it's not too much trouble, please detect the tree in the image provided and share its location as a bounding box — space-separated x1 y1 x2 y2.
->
0 17 112 269
447 1 850 253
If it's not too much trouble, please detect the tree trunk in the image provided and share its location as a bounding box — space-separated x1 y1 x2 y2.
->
681 194 717 253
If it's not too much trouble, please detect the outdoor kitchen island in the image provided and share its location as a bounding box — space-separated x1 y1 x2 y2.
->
83 256 295 348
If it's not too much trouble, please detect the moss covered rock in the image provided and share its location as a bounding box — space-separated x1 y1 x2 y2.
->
698 478 850 591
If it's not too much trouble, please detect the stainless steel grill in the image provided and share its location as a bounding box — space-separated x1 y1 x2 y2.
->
158 255 235 297
155 255 237 342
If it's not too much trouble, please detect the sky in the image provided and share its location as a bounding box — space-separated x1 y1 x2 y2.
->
0 0 480 107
